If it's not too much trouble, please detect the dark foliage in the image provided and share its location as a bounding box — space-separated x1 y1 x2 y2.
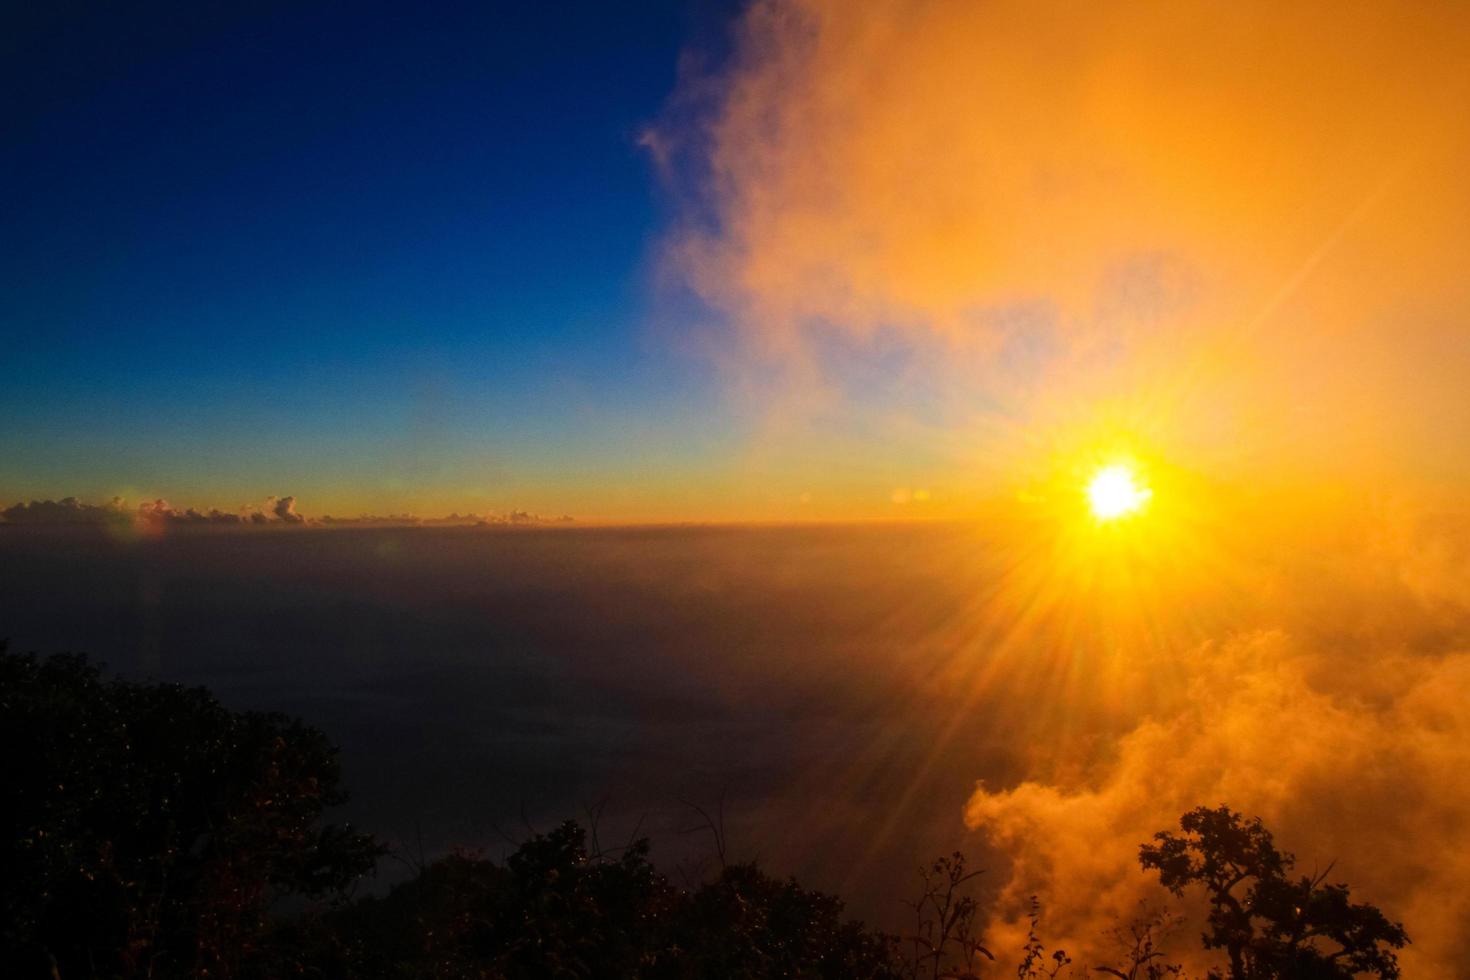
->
1093 907 1185 980
0 646 383 978
1015 897 1071 980
1139 805 1408 980
900 851 991 979
322 820 904 979
0 648 902 979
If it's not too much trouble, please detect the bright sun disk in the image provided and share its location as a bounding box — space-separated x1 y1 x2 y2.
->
1087 463 1152 521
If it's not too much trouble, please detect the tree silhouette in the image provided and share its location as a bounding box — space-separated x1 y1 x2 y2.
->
901 851 991 979
1139 806 1407 980
0 647 383 977
328 819 904 979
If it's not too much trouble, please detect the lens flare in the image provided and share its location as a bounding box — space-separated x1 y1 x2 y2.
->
1086 464 1152 521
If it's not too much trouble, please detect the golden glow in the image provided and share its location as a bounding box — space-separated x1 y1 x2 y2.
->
1086 463 1152 521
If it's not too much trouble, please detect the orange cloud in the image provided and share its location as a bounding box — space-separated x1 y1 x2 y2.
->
654 0 1470 487
965 630 1470 978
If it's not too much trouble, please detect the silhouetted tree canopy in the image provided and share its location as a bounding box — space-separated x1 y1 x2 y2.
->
0 649 903 979
0 646 383 978
317 820 903 979
1139 805 1408 980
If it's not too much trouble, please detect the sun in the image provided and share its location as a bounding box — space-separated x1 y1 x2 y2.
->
1086 463 1152 521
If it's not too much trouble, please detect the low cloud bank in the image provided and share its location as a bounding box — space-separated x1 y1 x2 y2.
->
1 496 304 528
317 509 574 527
1 497 573 529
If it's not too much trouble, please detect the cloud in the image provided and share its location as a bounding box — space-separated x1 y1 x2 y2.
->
136 499 245 525
0 498 579 530
651 0 1470 481
956 496 1470 978
485 509 536 526
314 511 574 527
661 0 1470 329
0 497 129 526
267 495 304 524
1 496 313 528
318 513 424 527
964 636 1470 978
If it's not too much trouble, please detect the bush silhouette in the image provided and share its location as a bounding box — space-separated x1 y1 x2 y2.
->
1139 805 1408 980
326 820 903 979
0 646 383 977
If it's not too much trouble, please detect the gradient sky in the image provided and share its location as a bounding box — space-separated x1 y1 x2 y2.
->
7 7 1470 971
1 1 756 521
4 1 1468 522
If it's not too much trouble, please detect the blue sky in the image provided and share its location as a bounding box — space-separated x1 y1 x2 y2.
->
1 1 747 518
